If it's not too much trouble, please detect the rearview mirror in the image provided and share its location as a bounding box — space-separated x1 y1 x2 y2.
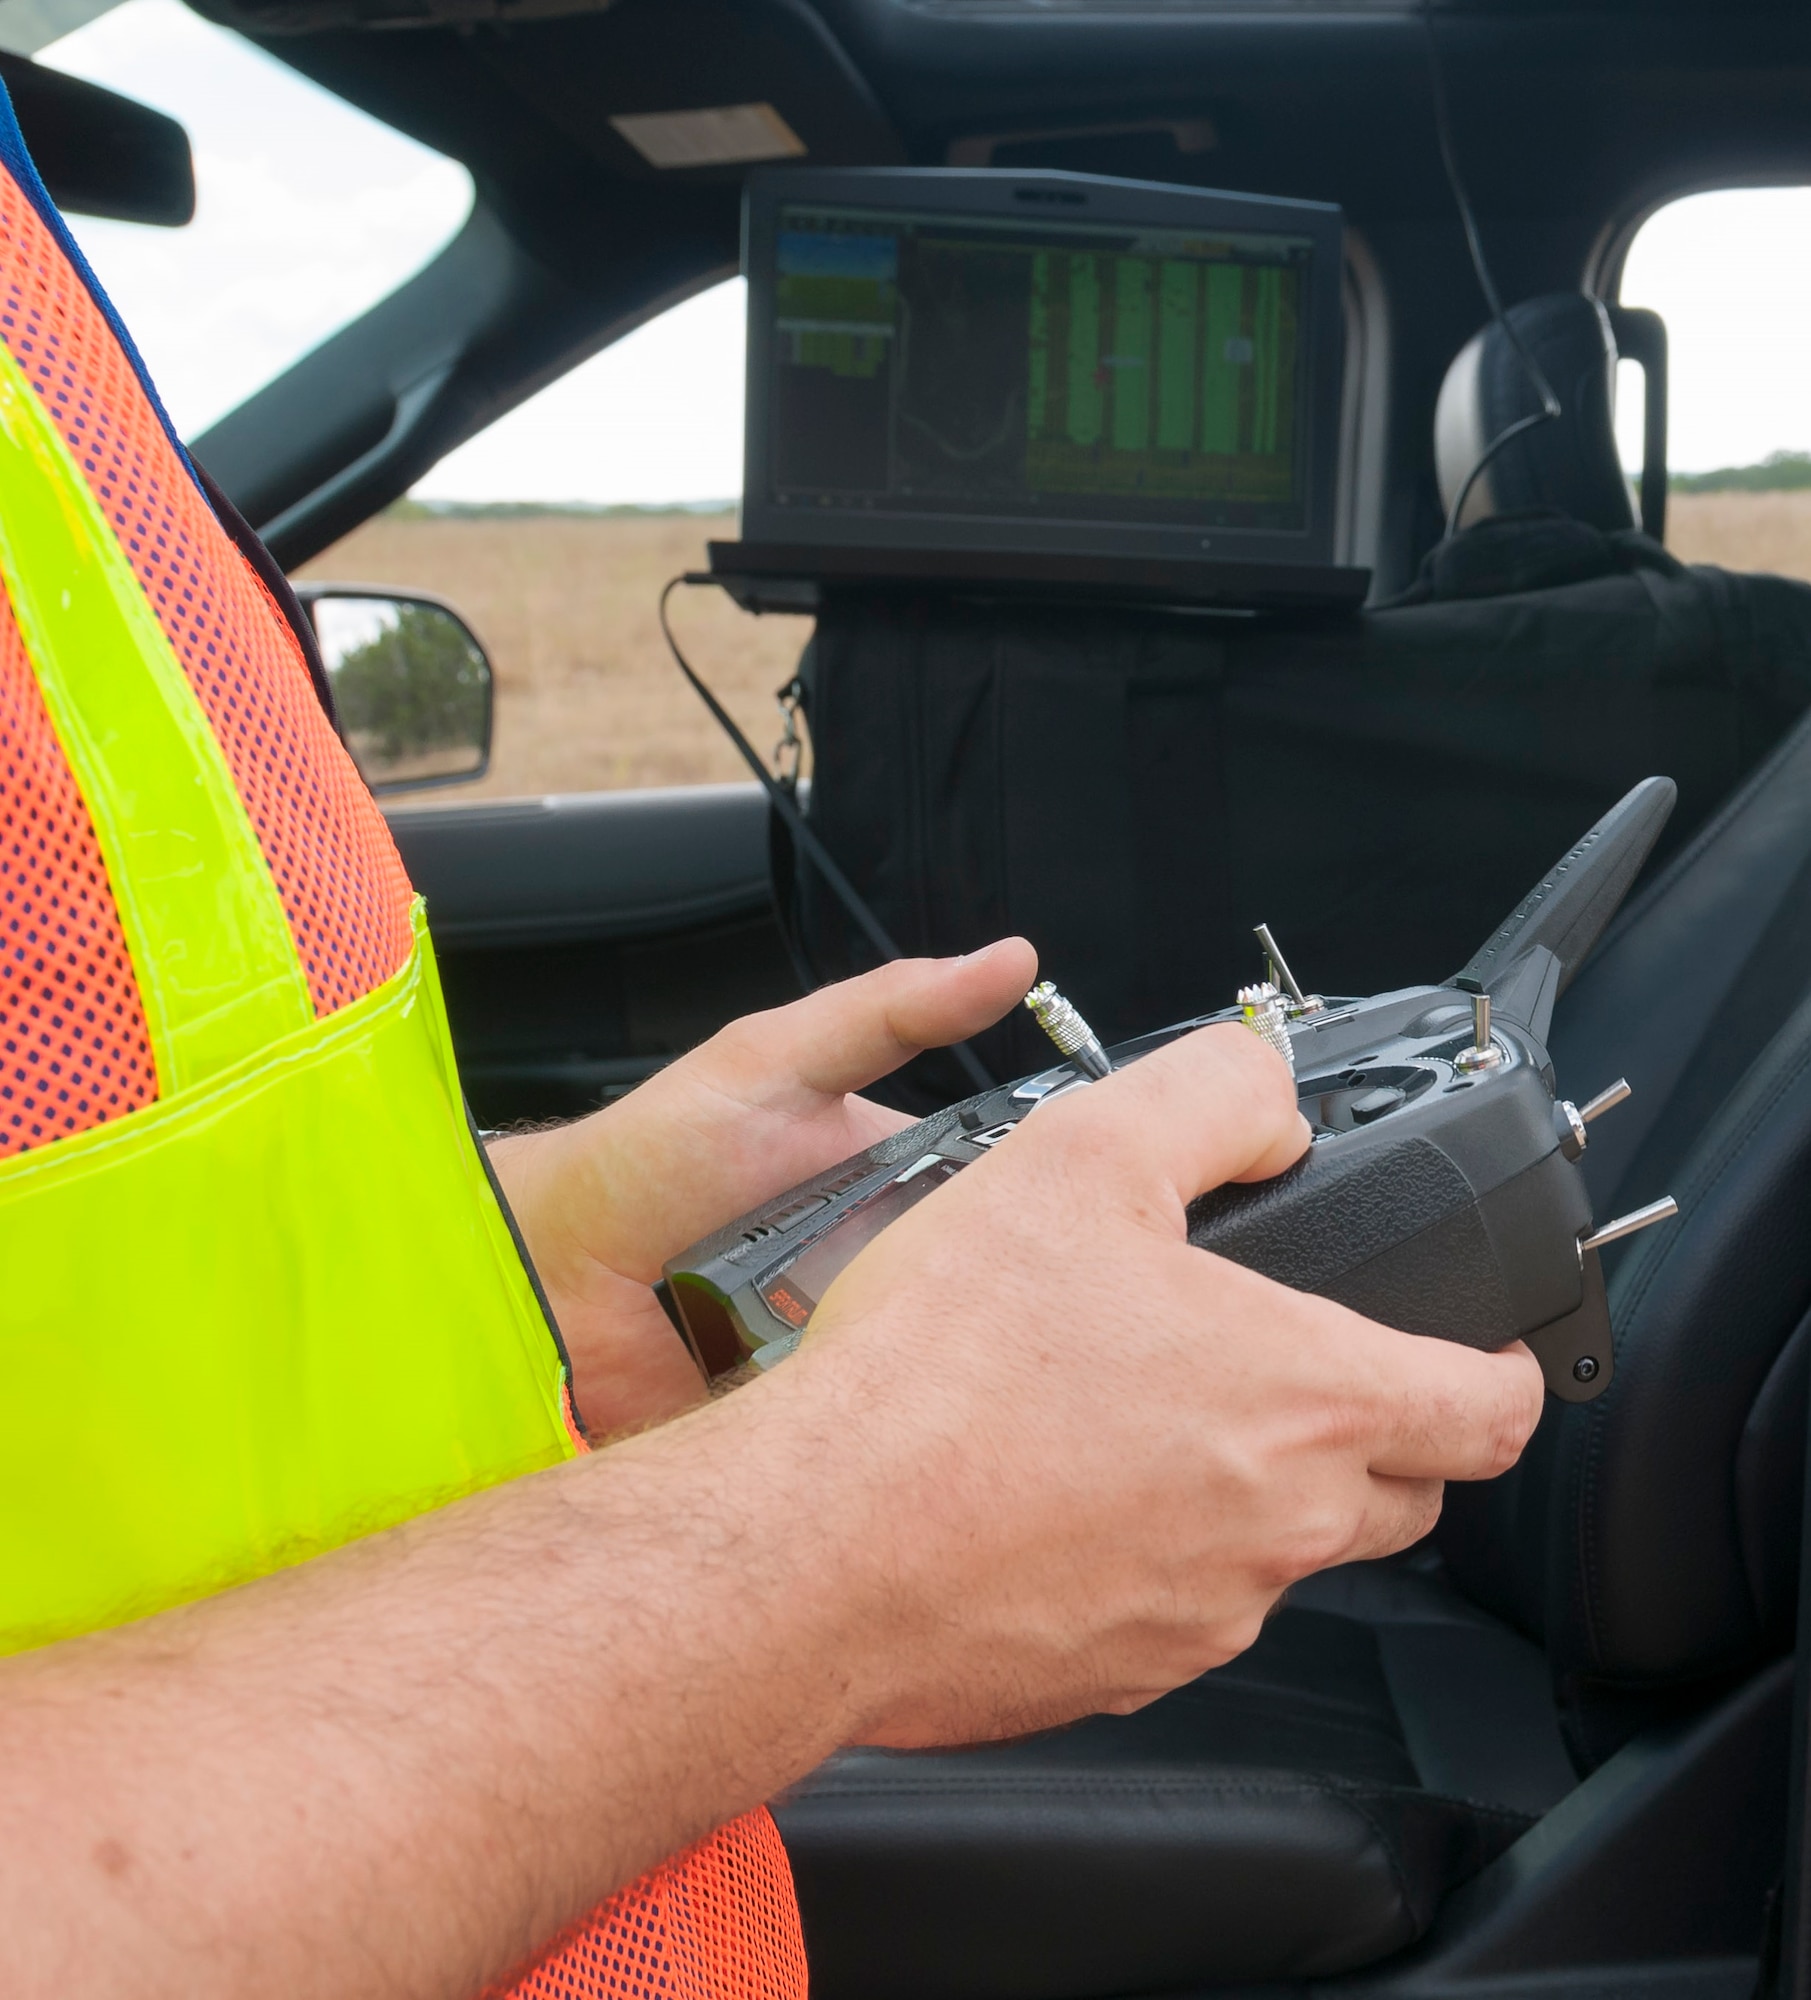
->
297 587 493 795
0 54 194 227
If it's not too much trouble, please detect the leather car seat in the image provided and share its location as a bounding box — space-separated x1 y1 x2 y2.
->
776 1572 1570 1999
774 701 1811 1999
1440 701 1811 1765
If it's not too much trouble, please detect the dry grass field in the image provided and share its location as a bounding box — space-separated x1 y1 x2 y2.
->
1665 489 1811 579
295 491 1811 804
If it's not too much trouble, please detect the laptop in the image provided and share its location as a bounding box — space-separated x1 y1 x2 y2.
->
711 165 1368 615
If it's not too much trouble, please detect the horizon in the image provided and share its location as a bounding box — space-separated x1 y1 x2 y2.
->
390 445 1811 517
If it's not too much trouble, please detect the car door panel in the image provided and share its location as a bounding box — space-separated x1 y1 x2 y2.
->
387 784 801 1126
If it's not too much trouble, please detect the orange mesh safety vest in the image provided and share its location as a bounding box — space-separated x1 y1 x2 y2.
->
0 87 804 2000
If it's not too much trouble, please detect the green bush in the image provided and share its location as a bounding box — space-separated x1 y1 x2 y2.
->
1672 450 1811 495
332 604 489 766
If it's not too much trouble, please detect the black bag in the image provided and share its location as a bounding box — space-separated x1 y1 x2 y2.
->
784 517 1811 1105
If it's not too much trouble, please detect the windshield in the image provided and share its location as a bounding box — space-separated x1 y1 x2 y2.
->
31 0 473 440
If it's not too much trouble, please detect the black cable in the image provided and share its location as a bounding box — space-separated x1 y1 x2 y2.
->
1423 0 1561 539
659 575 996 1095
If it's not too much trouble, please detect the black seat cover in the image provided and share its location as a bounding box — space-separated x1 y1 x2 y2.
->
775 714 1811 2000
792 561 1811 1106
1551 707 1811 1229
778 718 1811 1984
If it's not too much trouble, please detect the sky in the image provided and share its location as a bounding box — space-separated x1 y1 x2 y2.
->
40 0 475 446
1616 189 1811 474
32 0 1811 501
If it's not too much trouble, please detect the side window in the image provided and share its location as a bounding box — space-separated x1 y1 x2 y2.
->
294 281 814 803
1616 189 1811 578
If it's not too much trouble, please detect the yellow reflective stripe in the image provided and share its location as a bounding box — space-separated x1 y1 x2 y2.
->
0 339 312 1093
0 905 576 1655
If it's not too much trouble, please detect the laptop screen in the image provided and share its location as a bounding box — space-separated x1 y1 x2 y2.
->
741 170 1345 576
769 202 1313 534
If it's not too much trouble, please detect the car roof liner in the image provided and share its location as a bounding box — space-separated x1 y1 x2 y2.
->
187 0 1811 581
191 0 613 35
190 0 903 563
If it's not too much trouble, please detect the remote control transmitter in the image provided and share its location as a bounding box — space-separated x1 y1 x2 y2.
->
663 778 1683 1403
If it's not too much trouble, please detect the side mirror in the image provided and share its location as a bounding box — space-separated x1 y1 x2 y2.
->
296 586 493 795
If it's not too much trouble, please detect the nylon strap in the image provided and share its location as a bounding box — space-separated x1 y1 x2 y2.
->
0 339 312 1094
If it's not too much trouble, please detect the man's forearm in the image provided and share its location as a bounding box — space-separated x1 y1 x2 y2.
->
0 1384 876 2000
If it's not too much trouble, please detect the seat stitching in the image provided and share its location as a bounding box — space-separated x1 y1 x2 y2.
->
1614 1031 1811 1330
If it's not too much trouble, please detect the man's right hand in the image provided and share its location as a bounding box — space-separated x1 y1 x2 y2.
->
753 1020 1545 1751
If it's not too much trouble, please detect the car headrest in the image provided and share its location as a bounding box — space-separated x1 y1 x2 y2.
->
1435 293 1636 534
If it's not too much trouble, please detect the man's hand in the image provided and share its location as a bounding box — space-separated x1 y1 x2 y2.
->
487 940 1037 1434
751 1020 1547 1746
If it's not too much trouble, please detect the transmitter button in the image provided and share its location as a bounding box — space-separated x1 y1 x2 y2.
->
1350 1085 1407 1124
768 1195 830 1233
1011 1063 1081 1106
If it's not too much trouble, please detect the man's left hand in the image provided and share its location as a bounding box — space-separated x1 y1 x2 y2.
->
487 938 1038 1435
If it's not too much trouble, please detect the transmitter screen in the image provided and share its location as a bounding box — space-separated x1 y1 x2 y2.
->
759 1157 962 1329
766 202 1312 533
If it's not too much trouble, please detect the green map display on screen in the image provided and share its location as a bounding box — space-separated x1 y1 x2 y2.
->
1023 250 1297 502
768 205 1311 533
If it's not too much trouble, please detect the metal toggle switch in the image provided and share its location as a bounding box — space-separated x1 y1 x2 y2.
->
1238 980 1296 1075
1254 923 1324 1018
1554 1098 1589 1160
1579 1194 1679 1255
1554 1078 1632 1161
1578 1077 1633 1124
1455 990 1502 1073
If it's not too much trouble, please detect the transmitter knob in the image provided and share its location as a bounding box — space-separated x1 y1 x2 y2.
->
1554 1099 1588 1161
1023 982 1112 1081
1238 981 1295 1075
